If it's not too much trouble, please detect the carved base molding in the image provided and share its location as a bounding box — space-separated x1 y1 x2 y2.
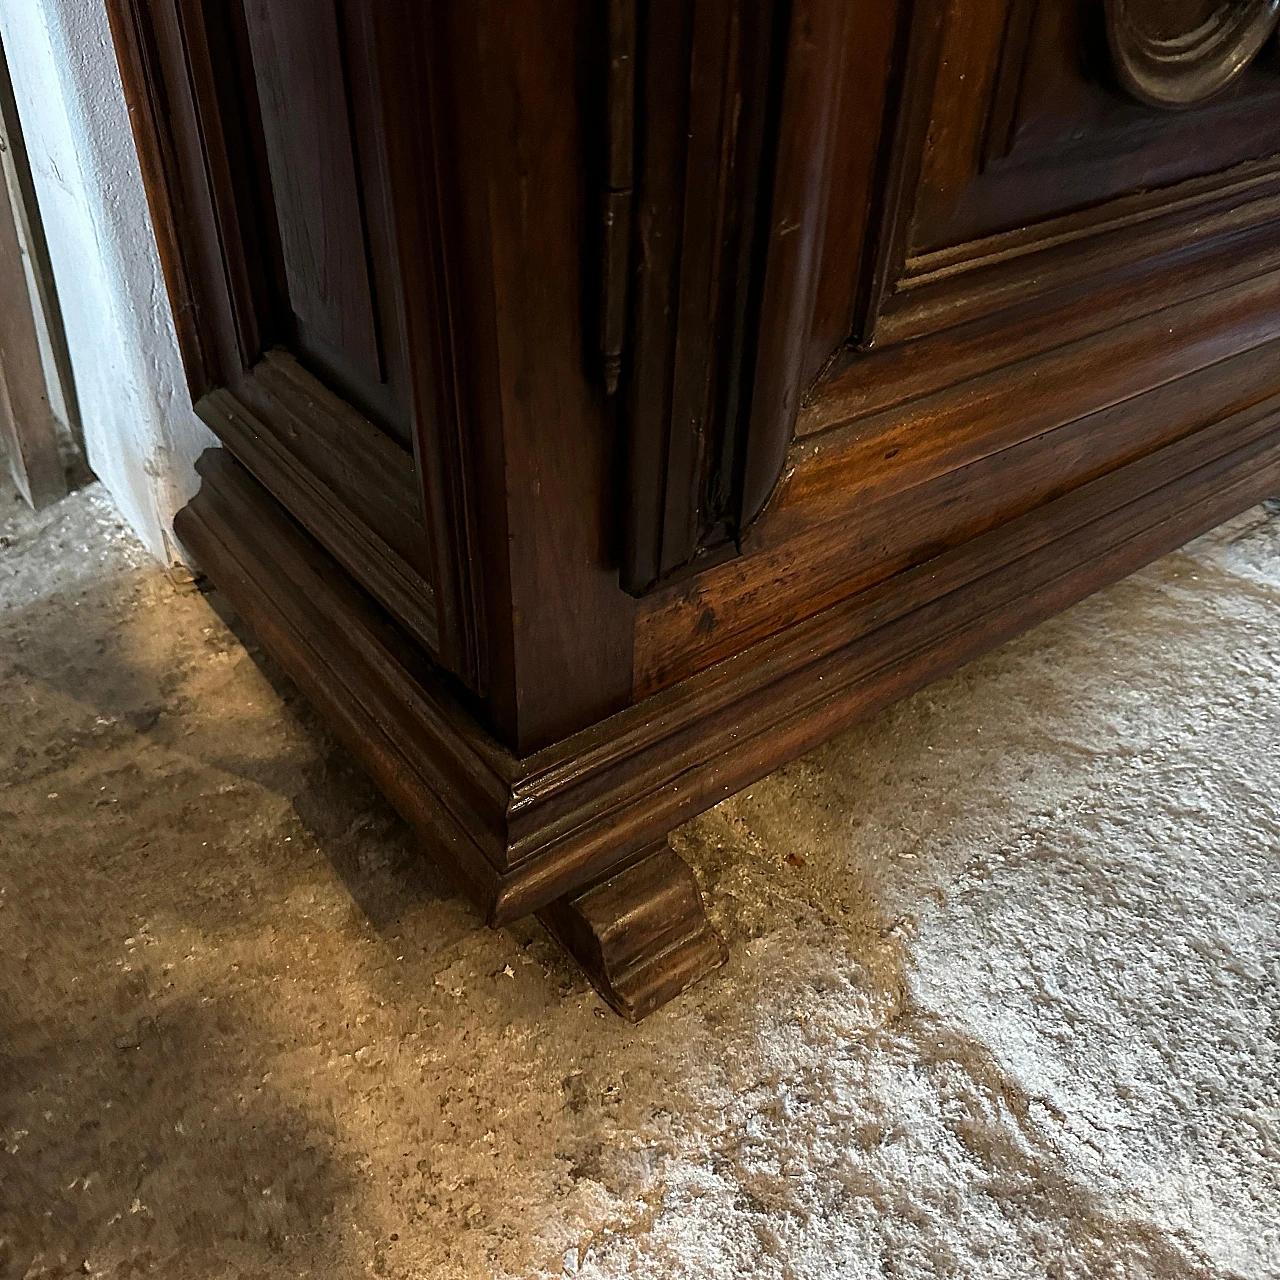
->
175 409 1280 1014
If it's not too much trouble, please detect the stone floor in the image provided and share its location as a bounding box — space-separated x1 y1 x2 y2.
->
1 461 1278 1280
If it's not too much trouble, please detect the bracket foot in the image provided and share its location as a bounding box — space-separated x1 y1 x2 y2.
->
537 842 727 1021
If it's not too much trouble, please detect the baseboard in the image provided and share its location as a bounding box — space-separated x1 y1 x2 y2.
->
174 407 1280 925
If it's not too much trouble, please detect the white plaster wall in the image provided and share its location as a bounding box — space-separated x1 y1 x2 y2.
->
0 0 216 566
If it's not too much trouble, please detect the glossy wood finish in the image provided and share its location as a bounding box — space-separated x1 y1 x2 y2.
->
109 0 464 672
239 0 406 438
110 0 639 743
177 396 1280 924
199 350 439 652
424 2 638 751
538 842 728 1021
635 0 1280 695
621 0 786 591
117 0 1280 1018
738 0 902 529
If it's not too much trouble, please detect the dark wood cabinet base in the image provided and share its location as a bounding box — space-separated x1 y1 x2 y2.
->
117 0 1280 1022
174 448 732 1017
175 417 1280 1017
537 842 728 1022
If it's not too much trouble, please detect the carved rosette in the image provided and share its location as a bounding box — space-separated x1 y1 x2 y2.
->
1105 0 1280 107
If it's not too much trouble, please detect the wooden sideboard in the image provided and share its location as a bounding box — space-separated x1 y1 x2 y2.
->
109 0 1280 1018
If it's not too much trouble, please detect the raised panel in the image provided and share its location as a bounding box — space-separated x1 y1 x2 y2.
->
109 0 485 689
835 0 1280 364
922 0 1280 249
872 0 1280 344
632 0 1280 693
242 0 381 382
240 0 413 449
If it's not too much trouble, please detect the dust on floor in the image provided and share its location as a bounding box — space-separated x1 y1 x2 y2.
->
1 468 1277 1280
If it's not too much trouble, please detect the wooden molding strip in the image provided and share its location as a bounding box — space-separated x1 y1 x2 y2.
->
904 155 1280 292
804 220 1280 439
176 405 1280 926
200 350 439 656
786 271 1280 529
636 371 1280 695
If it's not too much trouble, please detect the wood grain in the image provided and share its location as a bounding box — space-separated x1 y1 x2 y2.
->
241 0 381 383
623 0 784 590
538 842 728 1021
637 364 1280 694
199 349 438 656
177 393 1280 926
126 0 1280 1019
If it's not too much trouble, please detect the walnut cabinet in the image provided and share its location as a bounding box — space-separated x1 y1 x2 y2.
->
109 0 1280 1018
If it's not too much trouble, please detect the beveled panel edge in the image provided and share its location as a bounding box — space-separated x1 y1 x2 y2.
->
793 262 1280 504
199 352 440 657
875 156 1280 347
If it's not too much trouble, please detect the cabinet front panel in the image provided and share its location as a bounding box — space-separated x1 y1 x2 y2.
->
866 0 1280 346
912 0 1280 252
110 0 485 684
240 0 411 446
633 0 1280 694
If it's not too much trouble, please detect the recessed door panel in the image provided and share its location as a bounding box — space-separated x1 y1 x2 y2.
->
240 0 412 448
108 0 484 688
866 0 1280 347
911 0 1280 253
242 0 381 383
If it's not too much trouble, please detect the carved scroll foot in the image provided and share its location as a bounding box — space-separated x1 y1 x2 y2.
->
537 842 728 1021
